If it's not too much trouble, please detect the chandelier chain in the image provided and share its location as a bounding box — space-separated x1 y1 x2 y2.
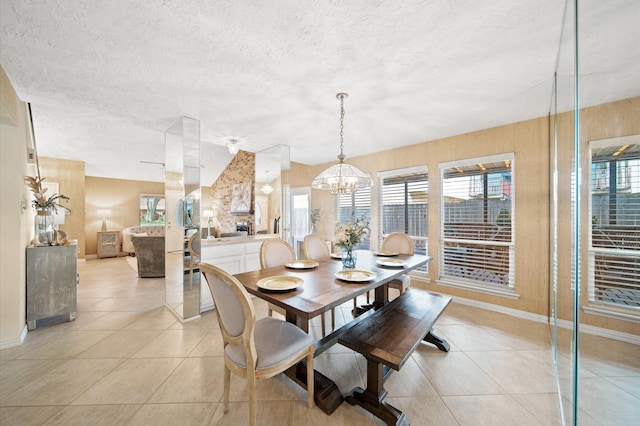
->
339 95 345 158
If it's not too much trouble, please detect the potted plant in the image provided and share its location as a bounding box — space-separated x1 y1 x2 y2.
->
309 208 322 233
25 176 71 245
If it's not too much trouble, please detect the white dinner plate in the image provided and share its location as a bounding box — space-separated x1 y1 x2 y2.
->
374 250 399 257
335 269 376 282
257 276 303 291
285 260 319 269
376 258 408 267
330 252 343 259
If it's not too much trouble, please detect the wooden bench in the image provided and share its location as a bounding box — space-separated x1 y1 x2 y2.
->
338 289 452 425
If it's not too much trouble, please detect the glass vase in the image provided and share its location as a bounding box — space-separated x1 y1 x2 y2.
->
35 210 55 246
341 247 357 269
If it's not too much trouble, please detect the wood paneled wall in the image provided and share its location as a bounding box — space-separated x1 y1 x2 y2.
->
39 158 86 258
85 177 164 255
292 96 640 336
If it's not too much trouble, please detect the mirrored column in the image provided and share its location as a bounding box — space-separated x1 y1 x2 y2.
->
164 116 201 321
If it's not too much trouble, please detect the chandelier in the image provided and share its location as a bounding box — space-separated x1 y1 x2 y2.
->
261 170 274 194
228 139 240 155
311 93 372 195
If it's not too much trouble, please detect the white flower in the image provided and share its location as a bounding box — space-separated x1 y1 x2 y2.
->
334 215 369 249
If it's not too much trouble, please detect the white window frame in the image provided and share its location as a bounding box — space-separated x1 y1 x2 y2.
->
437 153 517 298
586 135 640 321
378 165 429 276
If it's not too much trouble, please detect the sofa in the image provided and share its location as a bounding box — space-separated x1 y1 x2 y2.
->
122 225 165 254
131 236 165 277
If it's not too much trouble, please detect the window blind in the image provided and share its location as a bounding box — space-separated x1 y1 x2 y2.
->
440 155 514 289
337 186 372 250
589 140 640 309
379 168 428 271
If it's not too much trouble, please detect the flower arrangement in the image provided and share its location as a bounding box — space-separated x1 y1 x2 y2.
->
334 214 370 250
24 176 71 213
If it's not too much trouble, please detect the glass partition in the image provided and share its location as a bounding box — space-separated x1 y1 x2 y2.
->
551 1 639 424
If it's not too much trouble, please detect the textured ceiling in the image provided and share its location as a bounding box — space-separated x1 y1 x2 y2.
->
1 0 639 183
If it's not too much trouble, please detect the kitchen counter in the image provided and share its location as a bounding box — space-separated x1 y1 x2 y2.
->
201 233 279 247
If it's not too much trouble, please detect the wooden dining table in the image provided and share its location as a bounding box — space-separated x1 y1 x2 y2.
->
233 249 446 415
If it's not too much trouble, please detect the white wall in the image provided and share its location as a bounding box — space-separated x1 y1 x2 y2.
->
0 119 30 348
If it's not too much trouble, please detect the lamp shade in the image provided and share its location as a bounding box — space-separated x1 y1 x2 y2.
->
311 162 372 195
97 209 112 218
202 209 214 218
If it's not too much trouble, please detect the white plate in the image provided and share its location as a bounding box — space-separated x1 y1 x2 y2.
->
376 258 408 267
285 260 319 269
330 252 343 259
375 250 399 257
257 276 303 291
335 269 376 282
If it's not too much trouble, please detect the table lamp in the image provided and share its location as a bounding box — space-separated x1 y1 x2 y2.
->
97 209 112 232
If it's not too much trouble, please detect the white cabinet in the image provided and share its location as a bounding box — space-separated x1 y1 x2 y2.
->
200 240 264 312
244 242 262 272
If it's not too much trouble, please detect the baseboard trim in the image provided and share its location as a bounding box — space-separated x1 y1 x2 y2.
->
409 277 639 346
0 324 28 350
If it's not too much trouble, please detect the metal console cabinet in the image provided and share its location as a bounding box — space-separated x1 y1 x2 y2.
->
97 231 120 259
26 245 78 330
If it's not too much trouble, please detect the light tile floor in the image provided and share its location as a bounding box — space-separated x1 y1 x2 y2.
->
1 257 638 425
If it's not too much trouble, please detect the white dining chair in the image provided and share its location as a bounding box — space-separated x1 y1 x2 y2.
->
259 238 296 318
201 262 314 426
381 232 415 295
303 234 334 336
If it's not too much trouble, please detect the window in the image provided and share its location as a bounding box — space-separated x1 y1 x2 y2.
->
378 166 428 272
291 188 310 240
337 186 372 249
439 154 515 295
589 137 640 312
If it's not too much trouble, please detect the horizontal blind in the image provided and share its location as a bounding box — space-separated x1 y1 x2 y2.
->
440 157 514 289
590 141 640 309
379 170 428 271
337 187 371 250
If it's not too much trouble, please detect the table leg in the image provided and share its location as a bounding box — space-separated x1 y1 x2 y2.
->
424 328 450 352
284 362 344 415
345 359 408 425
283 312 344 415
353 284 389 317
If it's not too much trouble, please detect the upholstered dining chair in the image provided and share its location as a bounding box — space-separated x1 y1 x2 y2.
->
259 238 296 318
303 234 334 336
187 231 200 290
201 263 314 426
381 232 415 295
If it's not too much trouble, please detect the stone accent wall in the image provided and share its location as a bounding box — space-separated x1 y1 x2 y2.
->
209 150 255 234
